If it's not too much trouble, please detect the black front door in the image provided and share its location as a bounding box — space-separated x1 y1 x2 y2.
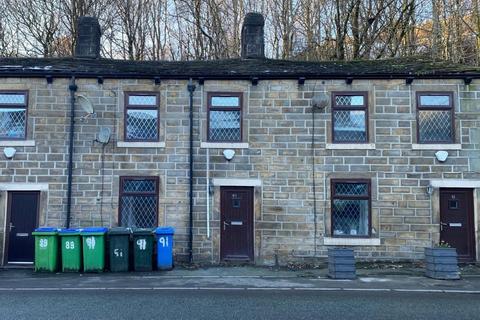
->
220 187 254 261
6 191 39 263
440 188 476 262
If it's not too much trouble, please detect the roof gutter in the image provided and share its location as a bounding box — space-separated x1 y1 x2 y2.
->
0 72 479 81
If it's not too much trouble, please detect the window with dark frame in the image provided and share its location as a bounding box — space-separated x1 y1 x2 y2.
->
332 92 368 143
207 92 242 142
331 179 371 237
416 92 454 143
0 91 28 140
124 92 159 141
119 177 158 228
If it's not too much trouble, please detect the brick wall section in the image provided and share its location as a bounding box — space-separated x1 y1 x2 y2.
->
0 77 478 265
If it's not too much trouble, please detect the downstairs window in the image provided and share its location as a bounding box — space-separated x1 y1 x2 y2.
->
331 179 371 237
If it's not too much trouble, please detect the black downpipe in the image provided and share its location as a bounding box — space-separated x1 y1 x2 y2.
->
311 105 317 255
187 79 196 264
66 76 77 228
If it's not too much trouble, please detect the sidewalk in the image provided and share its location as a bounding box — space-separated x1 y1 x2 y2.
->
1 264 480 294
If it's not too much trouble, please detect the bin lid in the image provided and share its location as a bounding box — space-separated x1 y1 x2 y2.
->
154 226 175 235
108 227 131 235
35 227 58 232
32 227 58 235
132 228 154 235
58 228 82 235
81 227 108 234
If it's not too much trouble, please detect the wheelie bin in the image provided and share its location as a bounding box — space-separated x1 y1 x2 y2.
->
154 227 175 270
81 227 108 272
132 228 154 271
32 227 59 272
58 228 82 272
108 227 131 272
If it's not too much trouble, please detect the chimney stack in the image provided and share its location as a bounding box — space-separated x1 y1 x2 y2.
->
75 16 101 59
241 13 265 59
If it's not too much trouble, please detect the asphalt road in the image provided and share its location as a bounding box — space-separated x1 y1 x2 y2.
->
0 290 478 320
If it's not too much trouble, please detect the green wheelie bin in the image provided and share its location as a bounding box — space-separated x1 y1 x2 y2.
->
32 227 59 272
81 227 108 272
108 227 131 272
58 228 82 272
132 228 154 271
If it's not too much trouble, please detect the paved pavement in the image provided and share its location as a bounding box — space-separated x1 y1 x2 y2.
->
1 265 480 293
1 266 480 319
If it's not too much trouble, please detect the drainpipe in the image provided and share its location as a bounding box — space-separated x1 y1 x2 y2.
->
312 101 317 256
66 76 77 228
187 78 196 264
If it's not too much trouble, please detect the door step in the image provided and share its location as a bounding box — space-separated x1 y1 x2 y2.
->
1 263 34 269
222 256 253 265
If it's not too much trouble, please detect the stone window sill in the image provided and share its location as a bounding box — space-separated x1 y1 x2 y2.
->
117 141 165 148
323 237 381 246
411 143 461 150
0 140 35 147
325 143 375 150
200 142 249 149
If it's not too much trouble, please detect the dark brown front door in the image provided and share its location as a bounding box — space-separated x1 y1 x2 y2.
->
220 187 254 261
440 188 475 262
6 191 39 264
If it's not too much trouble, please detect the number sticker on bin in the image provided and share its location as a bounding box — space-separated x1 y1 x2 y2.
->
137 239 147 250
158 236 169 247
86 237 96 250
39 238 48 248
65 241 75 250
114 248 123 257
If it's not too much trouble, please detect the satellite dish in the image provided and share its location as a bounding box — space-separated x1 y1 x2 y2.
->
97 127 111 144
76 94 94 115
312 93 329 111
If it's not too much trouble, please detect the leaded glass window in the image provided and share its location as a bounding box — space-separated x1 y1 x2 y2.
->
125 93 159 141
331 180 371 237
119 177 158 228
417 92 454 143
0 92 27 140
332 92 368 143
208 93 242 142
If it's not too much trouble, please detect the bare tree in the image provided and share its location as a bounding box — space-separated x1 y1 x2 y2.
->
5 0 61 57
0 0 18 57
0 0 478 65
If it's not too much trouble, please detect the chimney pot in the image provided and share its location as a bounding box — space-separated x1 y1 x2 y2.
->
75 16 101 59
241 13 265 59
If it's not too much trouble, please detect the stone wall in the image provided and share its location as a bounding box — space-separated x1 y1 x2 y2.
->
0 77 479 265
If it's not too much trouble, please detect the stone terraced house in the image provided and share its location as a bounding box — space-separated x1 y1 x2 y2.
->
0 14 479 266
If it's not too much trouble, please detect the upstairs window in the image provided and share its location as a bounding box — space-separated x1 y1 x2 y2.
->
0 92 28 140
331 179 371 237
125 92 159 141
416 92 454 143
119 176 158 228
207 92 242 142
332 92 368 143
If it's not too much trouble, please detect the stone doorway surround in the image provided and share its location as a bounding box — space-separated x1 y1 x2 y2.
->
430 179 480 261
211 178 262 263
0 183 48 265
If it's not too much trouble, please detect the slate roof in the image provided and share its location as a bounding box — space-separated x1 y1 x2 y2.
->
0 56 479 79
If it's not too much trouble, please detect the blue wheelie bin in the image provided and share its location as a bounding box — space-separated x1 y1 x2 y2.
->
154 227 174 270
